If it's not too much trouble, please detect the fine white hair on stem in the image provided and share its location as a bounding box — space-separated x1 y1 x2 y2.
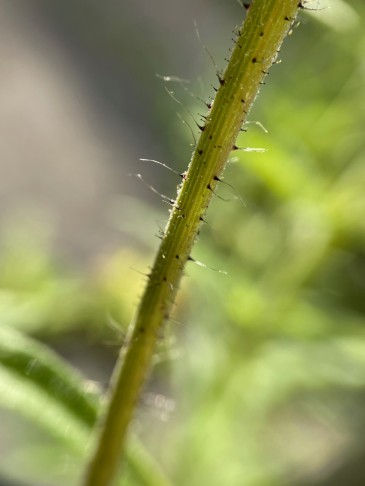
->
156 73 190 84
188 256 228 275
244 120 269 133
234 147 267 152
130 173 175 205
193 19 222 81
140 158 181 177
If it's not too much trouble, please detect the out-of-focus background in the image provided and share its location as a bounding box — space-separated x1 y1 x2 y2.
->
0 0 365 485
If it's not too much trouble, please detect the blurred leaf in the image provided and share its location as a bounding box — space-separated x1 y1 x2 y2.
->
0 325 173 486
0 325 96 484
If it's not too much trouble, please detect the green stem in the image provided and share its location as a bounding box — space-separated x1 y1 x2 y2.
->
82 1 300 485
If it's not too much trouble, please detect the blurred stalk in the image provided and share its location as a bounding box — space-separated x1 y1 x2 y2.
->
82 1 301 485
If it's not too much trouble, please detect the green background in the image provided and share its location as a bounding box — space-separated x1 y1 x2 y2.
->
0 1 364 485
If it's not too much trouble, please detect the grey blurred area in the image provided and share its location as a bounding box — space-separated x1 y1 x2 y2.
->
0 0 237 264
0 2 237 483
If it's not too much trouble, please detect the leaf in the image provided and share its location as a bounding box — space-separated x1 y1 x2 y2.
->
0 325 173 486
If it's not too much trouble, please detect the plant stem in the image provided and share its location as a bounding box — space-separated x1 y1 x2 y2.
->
82 1 300 485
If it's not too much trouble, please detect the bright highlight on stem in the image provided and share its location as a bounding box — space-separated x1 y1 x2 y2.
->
82 1 302 485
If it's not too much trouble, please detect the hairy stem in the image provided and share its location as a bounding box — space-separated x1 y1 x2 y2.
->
82 1 300 485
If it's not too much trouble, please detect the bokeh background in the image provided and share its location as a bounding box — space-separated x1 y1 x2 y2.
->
0 0 365 485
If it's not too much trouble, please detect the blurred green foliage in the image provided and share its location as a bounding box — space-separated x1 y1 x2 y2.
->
1 1 365 485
